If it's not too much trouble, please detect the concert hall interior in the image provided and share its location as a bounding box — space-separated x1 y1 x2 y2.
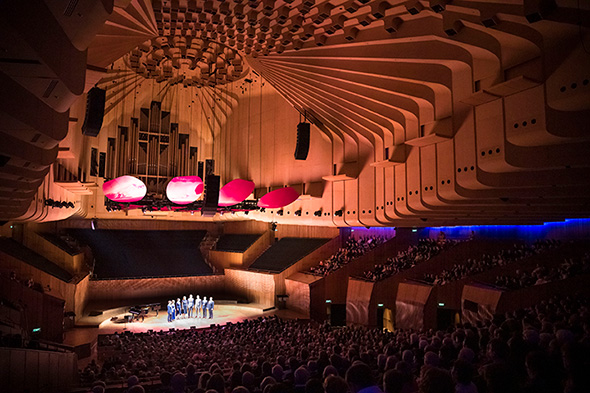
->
1 1 590 393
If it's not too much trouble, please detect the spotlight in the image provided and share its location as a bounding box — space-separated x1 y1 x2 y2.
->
334 209 343 217
294 209 302 216
91 219 97 230
314 209 322 217
277 209 284 216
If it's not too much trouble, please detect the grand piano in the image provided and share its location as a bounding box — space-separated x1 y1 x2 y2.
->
128 302 161 322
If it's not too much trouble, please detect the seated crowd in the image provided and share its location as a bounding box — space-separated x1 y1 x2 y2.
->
85 295 590 393
308 236 385 276
361 239 458 282
422 240 561 286
493 253 590 290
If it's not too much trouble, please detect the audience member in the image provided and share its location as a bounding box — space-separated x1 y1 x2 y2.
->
309 236 386 276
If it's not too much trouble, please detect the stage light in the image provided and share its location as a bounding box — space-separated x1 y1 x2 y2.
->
44 199 54 206
277 209 284 216
412 228 418 232
438 302 445 307
378 303 384 307
294 209 302 216
260 208 266 212
325 299 332 303
334 210 343 217
91 219 97 230
314 209 322 217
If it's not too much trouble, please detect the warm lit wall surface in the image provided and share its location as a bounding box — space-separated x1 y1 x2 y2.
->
0 1 589 227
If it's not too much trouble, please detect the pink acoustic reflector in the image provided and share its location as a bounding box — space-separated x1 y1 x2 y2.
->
257 187 300 209
103 176 147 203
218 179 255 206
166 176 204 204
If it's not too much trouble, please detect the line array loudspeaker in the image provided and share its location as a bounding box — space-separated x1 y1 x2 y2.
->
294 122 310 160
82 87 106 137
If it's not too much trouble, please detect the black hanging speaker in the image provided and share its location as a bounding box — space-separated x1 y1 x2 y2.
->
294 122 310 160
202 174 220 217
82 87 106 137
203 175 220 208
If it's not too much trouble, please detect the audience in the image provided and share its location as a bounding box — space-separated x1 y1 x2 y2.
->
422 240 560 285
493 253 590 290
309 236 386 276
362 239 459 282
85 294 589 393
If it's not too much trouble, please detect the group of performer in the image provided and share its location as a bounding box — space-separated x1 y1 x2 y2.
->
167 295 214 322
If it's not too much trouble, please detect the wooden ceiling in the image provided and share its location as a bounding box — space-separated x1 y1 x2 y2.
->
0 0 589 226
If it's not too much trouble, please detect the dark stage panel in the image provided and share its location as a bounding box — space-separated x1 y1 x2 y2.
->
249 237 330 273
71 230 212 279
215 234 261 252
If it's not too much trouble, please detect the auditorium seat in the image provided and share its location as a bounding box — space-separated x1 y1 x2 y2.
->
249 237 330 273
70 230 213 279
215 234 261 252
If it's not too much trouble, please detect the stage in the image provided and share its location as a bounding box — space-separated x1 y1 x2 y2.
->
96 302 270 333
64 302 306 355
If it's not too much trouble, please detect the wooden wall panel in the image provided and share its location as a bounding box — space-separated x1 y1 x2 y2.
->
224 269 275 308
0 348 77 393
242 231 273 267
284 274 319 317
22 229 84 274
56 219 221 232
461 283 502 325
224 221 269 235
276 224 339 239
346 278 374 325
395 281 433 330
87 275 226 304
208 250 244 271
73 275 90 323
0 251 76 314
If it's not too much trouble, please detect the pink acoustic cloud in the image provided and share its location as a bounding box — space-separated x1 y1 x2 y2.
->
103 176 147 203
218 179 255 206
166 176 204 204
257 187 300 209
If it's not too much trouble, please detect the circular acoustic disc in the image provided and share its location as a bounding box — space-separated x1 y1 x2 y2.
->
103 176 147 203
166 176 204 204
257 187 300 209
218 179 255 206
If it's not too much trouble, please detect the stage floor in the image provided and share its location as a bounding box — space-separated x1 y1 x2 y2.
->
97 303 268 333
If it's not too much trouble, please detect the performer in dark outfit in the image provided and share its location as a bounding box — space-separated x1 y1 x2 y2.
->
182 296 188 318
167 300 173 322
195 295 202 318
202 296 208 319
176 298 181 319
187 294 194 318
208 297 214 319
